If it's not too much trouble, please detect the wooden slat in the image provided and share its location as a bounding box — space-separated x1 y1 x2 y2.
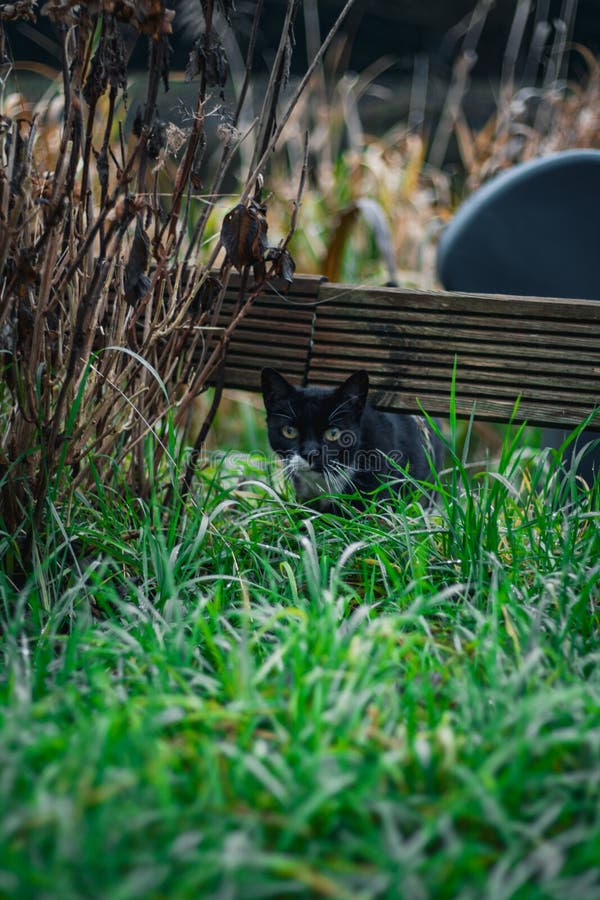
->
317 283 600 320
310 283 600 430
208 272 322 392
315 322 597 365
314 318 600 352
223 271 324 302
309 360 599 399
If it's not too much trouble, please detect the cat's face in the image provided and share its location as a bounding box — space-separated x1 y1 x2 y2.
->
261 368 369 500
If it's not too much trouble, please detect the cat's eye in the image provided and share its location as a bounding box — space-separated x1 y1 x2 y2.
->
281 424 298 439
324 426 342 442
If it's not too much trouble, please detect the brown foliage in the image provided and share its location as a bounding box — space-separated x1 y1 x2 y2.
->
0 0 355 555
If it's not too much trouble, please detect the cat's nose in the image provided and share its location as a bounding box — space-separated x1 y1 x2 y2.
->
301 443 321 469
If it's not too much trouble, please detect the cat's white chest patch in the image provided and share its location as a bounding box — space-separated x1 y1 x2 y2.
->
286 453 327 500
293 468 329 500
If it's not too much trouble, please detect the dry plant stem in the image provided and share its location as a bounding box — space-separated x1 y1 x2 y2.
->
55 136 144 297
523 19 552 85
162 89 206 246
535 19 569 137
281 131 309 251
137 36 164 193
240 0 357 205
182 117 258 274
179 361 224 499
558 0 579 82
183 0 265 272
233 0 264 125
409 53 429 132
249 0 298 176
78 17 100 233
161 1 216 252
173 145 309 490
45 142 144 480
429 50 477 170
501 0 531 95
63 28 86 200
0 127 22 313
113 322 217 475
428 0 494 169
303 0 326 108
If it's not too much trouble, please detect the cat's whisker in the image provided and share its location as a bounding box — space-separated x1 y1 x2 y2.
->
325 471 341 495
327 463 353 493
330 459 354 473
330 460 354 479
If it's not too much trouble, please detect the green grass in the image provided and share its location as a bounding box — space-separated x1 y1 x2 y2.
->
1 410 600 899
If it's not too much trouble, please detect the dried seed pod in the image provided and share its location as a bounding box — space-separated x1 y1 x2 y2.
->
185 32 229 89
0 0 36 21
124 218 151 306
40 0 80 26
191 273 223 317
220 200 268 271
83 14 127 107
111 0 175 37
216 121 239 147
265 247 296 286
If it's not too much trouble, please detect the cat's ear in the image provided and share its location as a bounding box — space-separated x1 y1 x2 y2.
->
261 368 296 410
334 370 369 413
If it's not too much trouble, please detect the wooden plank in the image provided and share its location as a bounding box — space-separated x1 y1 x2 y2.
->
210 277 317 390
368 392 600 430
314 323 599 368
216 362 307 393
309 342 600 381
223 271 324 303
310 361 598 403
224 322 600 386
309 283 600 430
318 283 600 321
314 318 600 352
308 359 600 398
315 308 598 336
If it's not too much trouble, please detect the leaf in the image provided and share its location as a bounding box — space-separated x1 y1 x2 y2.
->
132 105 167 159
265 247 296 286
83 14 128 107
147 119 166 160
94 146 109 198
124 218 151 306
185 32 229 89
191 274 222 316
220 201 268 270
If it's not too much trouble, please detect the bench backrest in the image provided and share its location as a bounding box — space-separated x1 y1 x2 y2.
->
214 274 600 431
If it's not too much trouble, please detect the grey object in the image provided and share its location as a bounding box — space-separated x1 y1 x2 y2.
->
437 149 600 484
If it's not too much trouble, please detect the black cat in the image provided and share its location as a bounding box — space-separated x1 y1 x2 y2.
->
261 368 443 510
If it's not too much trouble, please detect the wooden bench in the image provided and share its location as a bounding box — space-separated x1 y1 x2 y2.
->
210 273 600 432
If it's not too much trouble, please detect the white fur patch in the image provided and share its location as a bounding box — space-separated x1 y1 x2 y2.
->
293 468 329 500
285 452 354 503
286 453 326 500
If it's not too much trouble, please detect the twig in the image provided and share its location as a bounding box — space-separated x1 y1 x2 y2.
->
240 0 357 204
